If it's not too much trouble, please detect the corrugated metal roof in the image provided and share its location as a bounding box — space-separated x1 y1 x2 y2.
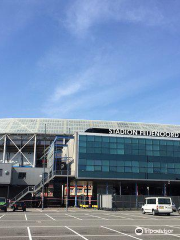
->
0 118 179 135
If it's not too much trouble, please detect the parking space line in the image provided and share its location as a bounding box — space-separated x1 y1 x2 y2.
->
36 209 42 212
101 226 143 240
25 214 27 221
65 214 82 220
0 215 5 219
45 214 56 221
85 214 108 220
65 226 88 240
27 227 32 240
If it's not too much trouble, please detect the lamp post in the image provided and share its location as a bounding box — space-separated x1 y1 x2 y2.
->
66 128 70 212
42 124 46 210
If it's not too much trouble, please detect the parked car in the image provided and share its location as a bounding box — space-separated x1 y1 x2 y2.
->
12 202 26 212
142 197 173 215
178 207 180 214
0 197 7 212
172 202 177 212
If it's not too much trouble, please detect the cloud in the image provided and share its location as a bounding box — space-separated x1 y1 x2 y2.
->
64 0 165 36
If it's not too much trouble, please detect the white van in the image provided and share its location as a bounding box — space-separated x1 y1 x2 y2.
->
142 197 173 215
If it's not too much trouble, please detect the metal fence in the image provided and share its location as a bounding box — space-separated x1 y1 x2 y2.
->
112 195 180 210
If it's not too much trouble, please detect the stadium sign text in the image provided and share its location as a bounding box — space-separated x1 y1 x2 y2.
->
109 129 180 138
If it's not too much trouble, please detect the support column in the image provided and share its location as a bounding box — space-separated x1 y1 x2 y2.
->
135 183 138 208
3 135 7 163
75 180 78 207
119 182 122 196
33 135 37 168
106 182 109 194
163 183 167 196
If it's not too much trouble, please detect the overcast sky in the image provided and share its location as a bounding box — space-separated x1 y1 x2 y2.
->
0 0 180 124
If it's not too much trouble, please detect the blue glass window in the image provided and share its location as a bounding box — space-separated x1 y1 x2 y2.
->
86 166 94 171
125 167 131 172
110 137 116 142
132 167 139 173
80 141 86 147
94 136 101 142
87 160 94 165
94 166 101 171
124 161 131 167
87 136 94 141
110 149 117 154
79 147 86 153
94 160 101 165
117 167 124 172
79 135 86 141
110 160 116 166
117 149 124 154
117 138 124 142
110 166 116 172
102 166 109 172
117 161 124 166
102 160 109 165
125 138 131 143
102 137 109 142
79 159 86 165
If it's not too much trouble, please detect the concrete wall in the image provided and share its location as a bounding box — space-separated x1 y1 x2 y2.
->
11 167 48 186
0 163 12 184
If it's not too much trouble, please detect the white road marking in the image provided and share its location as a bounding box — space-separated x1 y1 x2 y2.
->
85 213 108 220
101 226 143 240
36 209 42 212
65 214 82 220
65 226 88 240
0 215 5 219
45 214 56 221
25 214 27 221
27 227 32 240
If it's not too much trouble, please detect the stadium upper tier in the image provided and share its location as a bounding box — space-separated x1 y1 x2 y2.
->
0 118 180 135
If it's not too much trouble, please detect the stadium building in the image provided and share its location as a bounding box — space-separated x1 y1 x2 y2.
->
1 118 180 207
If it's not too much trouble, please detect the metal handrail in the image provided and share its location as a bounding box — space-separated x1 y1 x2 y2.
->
10 169 75 204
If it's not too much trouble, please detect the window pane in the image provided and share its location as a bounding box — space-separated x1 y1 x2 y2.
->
87 160 94 165
117 149 124 154
110 166 116 172
86 166 94 171
132 167 139 173
94 136 101 142
79 135 86 141
117 161 124 166
102 137 109 142
110 149 117 154
79 147 86 153
94 160 101 165
102 166 109 172
94 166 101 171
102 160 109 166
79 159 86 165
124 161 131 166
125 167 131 172
110 160 116 166
79 141 86 147
87 136 94 141
117 167 124 172
110 137 116 142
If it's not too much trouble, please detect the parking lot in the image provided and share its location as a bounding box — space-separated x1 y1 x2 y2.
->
0 208 180 239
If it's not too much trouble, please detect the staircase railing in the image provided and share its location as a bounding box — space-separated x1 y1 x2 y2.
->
9 169 75 205
10 186 35 206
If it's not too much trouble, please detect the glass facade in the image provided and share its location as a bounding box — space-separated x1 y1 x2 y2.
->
78 134 180 180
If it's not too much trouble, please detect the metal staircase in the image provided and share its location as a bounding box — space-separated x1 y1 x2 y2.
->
9 169 75 206
9 134 75 206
